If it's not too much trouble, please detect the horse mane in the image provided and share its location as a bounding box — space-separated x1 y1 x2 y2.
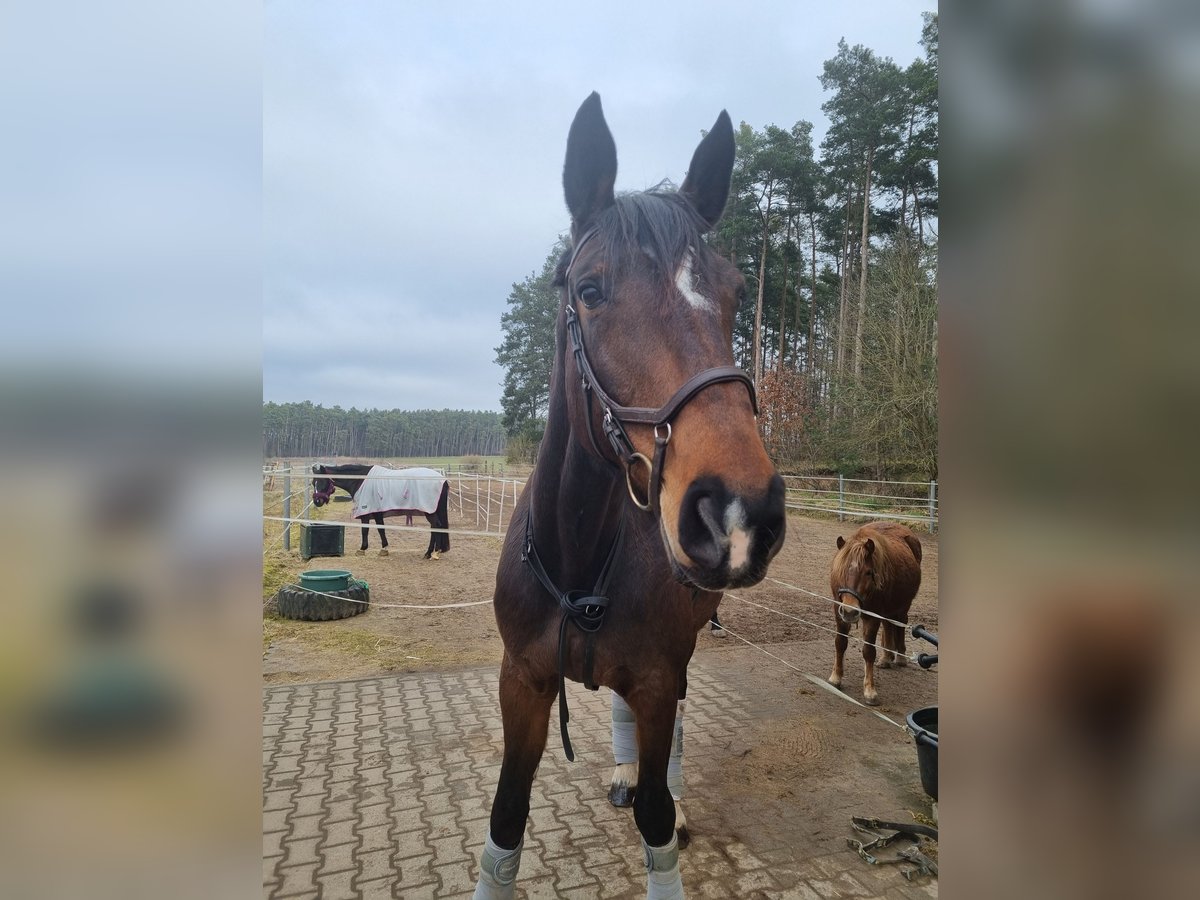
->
554 183 717 299
319 463 372 475
833 527 894 594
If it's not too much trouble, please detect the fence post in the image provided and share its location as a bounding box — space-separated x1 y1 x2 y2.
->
283 472 292 551
475 477 480 527
838 474 845 522
497 479 506 533
928 480 938 534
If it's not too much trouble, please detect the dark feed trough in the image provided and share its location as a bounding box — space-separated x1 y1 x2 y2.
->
906 706 938 801
907 623 939 801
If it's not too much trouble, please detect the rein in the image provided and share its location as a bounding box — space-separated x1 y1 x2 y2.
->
563 227 758 514
522 506 626 762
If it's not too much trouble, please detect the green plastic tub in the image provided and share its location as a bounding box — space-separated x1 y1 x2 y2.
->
299 570 353 593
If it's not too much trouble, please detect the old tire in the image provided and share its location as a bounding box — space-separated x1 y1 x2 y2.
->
275 581 369 621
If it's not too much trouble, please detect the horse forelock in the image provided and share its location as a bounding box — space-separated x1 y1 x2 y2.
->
576 186 715 298
834 530 893 594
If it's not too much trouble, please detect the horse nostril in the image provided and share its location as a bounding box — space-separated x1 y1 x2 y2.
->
678 478 730 571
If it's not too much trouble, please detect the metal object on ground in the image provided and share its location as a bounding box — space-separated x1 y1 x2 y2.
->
847 816 938 880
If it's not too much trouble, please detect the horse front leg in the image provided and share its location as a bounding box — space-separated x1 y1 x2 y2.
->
357 523 369 555
829 613 850 689
609 693 690 846
628 688 685 899
473 655 554 899
862 617 881 705
375 514 388 556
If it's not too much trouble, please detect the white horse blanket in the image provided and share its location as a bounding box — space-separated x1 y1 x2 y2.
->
352 466 445 519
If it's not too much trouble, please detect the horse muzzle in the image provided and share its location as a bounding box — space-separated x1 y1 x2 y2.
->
671 474 786 590
838 604 861 625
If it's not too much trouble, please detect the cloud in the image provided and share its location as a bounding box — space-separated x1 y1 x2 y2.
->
263 0 936 411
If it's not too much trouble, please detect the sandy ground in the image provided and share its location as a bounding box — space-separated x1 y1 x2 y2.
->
263 500 938 698
263 501 940 865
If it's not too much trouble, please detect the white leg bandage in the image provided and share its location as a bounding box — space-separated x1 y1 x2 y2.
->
643 833 683 900
472 831 523 900
611 691 638 763
667 701 684 801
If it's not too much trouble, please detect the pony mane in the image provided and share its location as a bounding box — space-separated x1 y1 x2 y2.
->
554 184 717 297
834 528 893 593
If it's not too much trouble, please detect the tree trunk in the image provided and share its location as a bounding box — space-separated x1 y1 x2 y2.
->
853 145 874 386
777 217 793 368
808 210 819 396
833 188 853 421
753 185 774 385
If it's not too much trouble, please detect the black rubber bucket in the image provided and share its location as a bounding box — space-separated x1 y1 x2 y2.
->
906 706 938 801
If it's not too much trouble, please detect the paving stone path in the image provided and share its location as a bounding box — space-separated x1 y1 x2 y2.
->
264 644 938 899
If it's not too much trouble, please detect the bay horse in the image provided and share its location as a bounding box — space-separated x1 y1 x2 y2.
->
472 94 786 900
310 463 450 560
828 520 923 706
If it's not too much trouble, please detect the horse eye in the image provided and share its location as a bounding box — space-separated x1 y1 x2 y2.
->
578 283 605 309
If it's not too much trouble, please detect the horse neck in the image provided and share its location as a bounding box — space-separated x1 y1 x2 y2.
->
528 352 625 586
330 465 369 496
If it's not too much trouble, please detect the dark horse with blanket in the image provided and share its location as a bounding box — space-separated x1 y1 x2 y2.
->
471 94 786 900
311 463 450 560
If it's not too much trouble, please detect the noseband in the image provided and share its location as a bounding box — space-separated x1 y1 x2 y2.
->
563 227 758 515
312 474 336 504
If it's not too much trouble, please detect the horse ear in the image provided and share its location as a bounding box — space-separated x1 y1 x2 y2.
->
680 110 735 231
563 92 617 233
836 536 845 550
864 539 875 557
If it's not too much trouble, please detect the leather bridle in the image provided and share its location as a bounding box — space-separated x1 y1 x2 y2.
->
527 226 760 763
563 226 758 516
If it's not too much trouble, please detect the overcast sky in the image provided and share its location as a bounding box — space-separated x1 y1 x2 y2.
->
263 0 936 413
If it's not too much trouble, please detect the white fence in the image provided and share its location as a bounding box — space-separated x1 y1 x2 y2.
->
782 474 938 532
264 464 938 542
263 464 527 548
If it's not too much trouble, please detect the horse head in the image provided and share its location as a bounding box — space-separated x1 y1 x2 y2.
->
833 531 894 624
558 93 786 591
311 464 335 507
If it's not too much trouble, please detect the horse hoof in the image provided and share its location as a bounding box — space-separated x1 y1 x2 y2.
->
607 783 635 808
378 548 388 557
863 694 880 706
711 626 727 639
879 658 893 669
676 824 691 850
431 551 441 560
355 549 365 556
894 656 909 668
827 677 843 691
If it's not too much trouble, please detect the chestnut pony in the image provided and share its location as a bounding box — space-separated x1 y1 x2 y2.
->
828 520 923 706
472 94 786 899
